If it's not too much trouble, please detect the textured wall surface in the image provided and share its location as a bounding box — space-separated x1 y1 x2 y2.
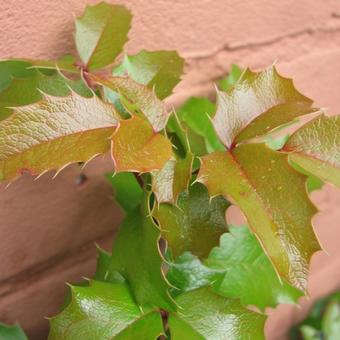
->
1 0 340 339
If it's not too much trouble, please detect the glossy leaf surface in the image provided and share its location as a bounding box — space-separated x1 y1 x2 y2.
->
198 143 320 290
213 66 314 148
94 75 169 131
0 92 118 181
49 281 163 340
75 3 131 70
114 50 184 99
285 114 340 187
206 225 303 309
168 287 266 340
109 207 176 311
111 116 172 173
154 183 229 259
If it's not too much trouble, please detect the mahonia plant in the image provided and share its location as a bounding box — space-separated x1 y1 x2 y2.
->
0 2 340 339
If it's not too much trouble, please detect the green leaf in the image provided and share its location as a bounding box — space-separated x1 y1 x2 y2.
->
0 92 118 182
113 50 184 99
322 301 340 339
108 205 176 311
299 325 320 340
206 225 303 310
49 281 164 340
111 116 173 173
27 55 79 73
106 172 143 212
167 97 224 156
218 64 243 91
167 252 224 295
75 2 131 70
285 114 340 187
0 323 27 340
0 70 92 120
168 287 266 340
198 143 320 291
0 59 36 91
93 75 169 131
213 66 315 148
153 183 230 259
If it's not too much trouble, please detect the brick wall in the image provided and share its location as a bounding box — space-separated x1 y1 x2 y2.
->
1 0 340 338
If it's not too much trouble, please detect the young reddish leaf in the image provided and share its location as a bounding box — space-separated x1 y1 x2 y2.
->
168 287 266 340
0 92 118 182
111 116 173 173
153 183 230 259
49 281 163 339
92 75 169 131
109 206 176 311
75 3 131 70
213 66 315 148
113 50 184 99
284 114 340 187
198 143 320 291
152 151 193 204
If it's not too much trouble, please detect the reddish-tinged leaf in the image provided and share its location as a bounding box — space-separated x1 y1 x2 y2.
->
213 66 314 148
152 152 193 204
92 75 169 131
111 116 173 173
0 92 118 182
198 143 320 290
113 50 184 99
284 114 340 187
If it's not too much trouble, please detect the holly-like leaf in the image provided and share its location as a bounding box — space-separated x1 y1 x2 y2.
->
75 2 131 70
113 50 184 99
206 225 303 310
0 92 118 182
218 64 243 91
213 66 315 148
168 287 266 340
111 115 173 173
106 172 143 212
93 75 169 131
0 70 91 120
284 114 340 187
153 183 230 259
0 323 27 340
49 281 164 340
198 143 320 291
152 152 193 204
167 252 224 295
108 204 176 311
